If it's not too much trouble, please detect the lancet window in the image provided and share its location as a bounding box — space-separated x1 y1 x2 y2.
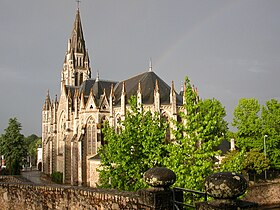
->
86 117 96 155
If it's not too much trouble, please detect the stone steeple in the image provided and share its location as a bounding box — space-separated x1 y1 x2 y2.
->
61 8 91 88
69 8 85 54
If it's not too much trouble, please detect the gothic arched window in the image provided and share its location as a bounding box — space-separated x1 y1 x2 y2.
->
86 117 96 156
75 72 78 86
79 73 83 86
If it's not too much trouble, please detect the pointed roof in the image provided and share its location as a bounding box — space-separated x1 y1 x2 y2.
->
114 71 183 105
79 79 117 106
69 9 86 54
43 91 51 110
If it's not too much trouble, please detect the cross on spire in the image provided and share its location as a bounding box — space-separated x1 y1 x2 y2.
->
76 0 81 9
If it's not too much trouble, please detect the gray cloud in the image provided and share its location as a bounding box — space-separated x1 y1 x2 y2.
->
1 0 280 135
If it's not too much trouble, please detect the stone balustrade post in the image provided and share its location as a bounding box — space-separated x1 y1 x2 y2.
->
138 167 179 210
195 172 258 210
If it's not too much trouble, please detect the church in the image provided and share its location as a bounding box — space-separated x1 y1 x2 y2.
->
42 8 184 187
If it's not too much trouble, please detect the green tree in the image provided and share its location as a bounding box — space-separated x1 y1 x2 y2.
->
221 149 269 181
165 77 228 191
220 149 245 173
243 148 269 175
25 134 42 167
0 118 27 174
262 99 280 169
232 98 262 150
98 96 167 191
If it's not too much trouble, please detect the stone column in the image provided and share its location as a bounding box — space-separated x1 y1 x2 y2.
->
77 139 83 186
49 139 53 174
195 172 258 210
138 167 180 210
70 140 74 185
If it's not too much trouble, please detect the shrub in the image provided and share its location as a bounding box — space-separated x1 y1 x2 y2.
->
51 171 63 184
0 168 9 175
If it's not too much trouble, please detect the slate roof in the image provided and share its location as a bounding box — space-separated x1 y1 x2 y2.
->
79 79 117 104
70 71 183 107
114 71 183 106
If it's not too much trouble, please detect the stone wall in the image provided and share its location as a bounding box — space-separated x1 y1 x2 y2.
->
243 182 280 207
0 181 173 210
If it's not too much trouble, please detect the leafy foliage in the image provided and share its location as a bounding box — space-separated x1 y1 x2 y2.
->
232 98 262 150
220 150 245 173
262 99 280 169
98 96 167 191
51 171 63 184
164 77 228 191
0 118 27 175
220 149 269 176
25 134 42 167
232 98 280 170
243 149 269 175
99 76 229 192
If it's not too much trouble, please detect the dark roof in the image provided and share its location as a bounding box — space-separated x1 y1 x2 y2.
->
218 139 231 155
79 79 117 105
114 71 183 105
66 86 79 98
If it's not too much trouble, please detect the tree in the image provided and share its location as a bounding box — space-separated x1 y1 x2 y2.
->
262 99 280 169
243 149 269 175
220 149 245 173
98 96 167 191
0 118 27 174
232 98 262 150
164 77 228 191
220 149 269 182
232 98 280 170
25 134 42 167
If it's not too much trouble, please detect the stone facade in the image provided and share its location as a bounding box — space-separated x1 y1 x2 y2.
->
42 8 185 187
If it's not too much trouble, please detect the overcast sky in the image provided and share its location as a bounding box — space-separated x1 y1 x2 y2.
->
1 0 280 136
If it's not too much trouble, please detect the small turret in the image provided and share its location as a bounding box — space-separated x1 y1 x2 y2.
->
109 84 115 126
154 79 160 112
121 82 126 118
137 81 142 109
43 90 51 111
170 81 177 115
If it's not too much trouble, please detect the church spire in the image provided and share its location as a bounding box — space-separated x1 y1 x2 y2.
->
76 0 81 10
61 8 91 87
70 8 85 53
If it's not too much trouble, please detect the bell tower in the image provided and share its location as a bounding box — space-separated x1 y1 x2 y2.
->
61 8 91 88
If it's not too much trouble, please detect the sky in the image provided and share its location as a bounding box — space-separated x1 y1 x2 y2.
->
1 0 280 136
